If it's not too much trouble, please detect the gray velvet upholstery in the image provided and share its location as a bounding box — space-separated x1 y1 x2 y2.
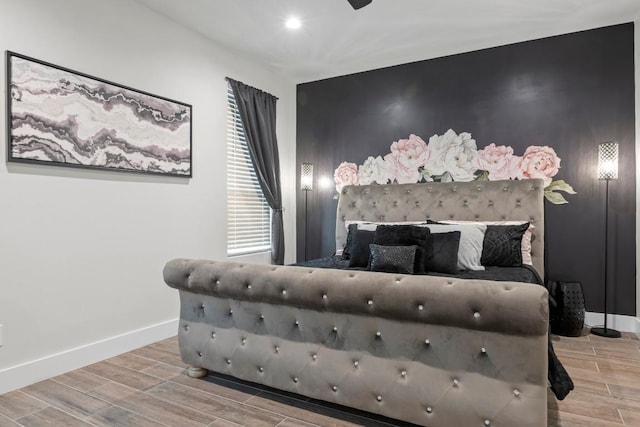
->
164 259 548 426
336 179 545 277
163 178 548 426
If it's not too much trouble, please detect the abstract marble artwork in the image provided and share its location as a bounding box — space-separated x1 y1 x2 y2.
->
7 52 192 176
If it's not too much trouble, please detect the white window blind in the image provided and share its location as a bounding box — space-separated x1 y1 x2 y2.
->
227 84 271 256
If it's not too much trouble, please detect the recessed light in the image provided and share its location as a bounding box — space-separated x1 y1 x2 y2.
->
285 16 301 30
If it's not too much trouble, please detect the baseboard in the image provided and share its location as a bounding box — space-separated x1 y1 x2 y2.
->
584 311 639 334
0 318 178 395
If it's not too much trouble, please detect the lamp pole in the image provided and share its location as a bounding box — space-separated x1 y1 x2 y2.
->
591 142 621 338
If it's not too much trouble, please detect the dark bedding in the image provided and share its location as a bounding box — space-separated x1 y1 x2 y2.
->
290 256 574 400
292 256 543 284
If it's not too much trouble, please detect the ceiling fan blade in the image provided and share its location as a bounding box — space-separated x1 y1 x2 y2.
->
347 0 372 10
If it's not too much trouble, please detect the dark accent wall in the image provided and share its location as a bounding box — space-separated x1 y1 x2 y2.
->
296 23 636 316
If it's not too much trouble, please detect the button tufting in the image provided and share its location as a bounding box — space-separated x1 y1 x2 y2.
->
376 331 382 337
226 359 231 365
332 385 338 391
353 360 359 367
259 314 265 320
400 370 407 378
418 304 424 311
229 309 233 315
484 420 491 426
481 347 487 354
184 325 189 331
200 303 205 309
197 352 202 357
282 289 287 295
513 389 521 397
293 377 299 383
241 338 247 345
246 284 252 290
332 326 338 332
367 299 373 306
322 294 328 300
424 339 430 345
376 395 383 402
312 354 317 361
294 320 299 326
275 346 280 353
474 311 480 319
426 406 433 414
215 280 220 285
258 366 264 372
452 378 459 387
211 332 216 338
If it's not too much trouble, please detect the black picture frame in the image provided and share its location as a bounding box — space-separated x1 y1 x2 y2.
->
6 51 192 177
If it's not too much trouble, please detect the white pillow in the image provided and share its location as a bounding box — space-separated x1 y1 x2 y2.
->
344 220 428 231
423 223 487 271
438 220 535 266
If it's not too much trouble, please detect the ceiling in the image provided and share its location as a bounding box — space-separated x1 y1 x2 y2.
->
135 0 640 83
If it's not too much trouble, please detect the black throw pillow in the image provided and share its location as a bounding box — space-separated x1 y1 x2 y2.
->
481 223 530 267
373 225 430 273
341 224 358 260
424 231 461 274
347 229 376 268
369 244 418 274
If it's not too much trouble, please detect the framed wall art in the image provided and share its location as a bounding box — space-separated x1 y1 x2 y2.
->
6 51 192 177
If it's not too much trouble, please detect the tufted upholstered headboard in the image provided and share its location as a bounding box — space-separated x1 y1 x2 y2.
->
336 179 545 277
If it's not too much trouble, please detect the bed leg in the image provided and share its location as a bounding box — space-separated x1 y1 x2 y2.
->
187 367 208 378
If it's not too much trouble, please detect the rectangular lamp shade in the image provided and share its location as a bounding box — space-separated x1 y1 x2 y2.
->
597 142 619 180
301 163 313 190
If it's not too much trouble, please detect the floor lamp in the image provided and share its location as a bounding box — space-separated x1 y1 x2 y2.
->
591 141 621 338
301 163 313 261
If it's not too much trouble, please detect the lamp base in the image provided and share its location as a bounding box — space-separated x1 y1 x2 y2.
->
590 326 622 338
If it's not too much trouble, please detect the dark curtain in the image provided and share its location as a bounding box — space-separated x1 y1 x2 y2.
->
227 78 284 264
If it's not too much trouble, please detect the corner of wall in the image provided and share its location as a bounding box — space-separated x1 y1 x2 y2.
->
635 19 640 320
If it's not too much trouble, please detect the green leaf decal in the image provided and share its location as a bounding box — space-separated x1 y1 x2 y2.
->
546 180 577 194
544 190 569 204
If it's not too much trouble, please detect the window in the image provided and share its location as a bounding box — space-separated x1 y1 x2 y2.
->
226 84 271 256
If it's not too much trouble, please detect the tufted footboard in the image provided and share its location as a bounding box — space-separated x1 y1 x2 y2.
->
163 259 549 427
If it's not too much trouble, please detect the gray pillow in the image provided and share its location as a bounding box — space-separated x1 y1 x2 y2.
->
424 223 487 271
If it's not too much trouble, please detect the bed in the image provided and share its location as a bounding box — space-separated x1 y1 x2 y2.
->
163 179 569 427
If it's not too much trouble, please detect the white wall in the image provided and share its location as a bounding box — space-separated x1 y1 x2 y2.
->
0 0 296 391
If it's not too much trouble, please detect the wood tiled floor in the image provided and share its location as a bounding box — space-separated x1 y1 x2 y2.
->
1 330 638 426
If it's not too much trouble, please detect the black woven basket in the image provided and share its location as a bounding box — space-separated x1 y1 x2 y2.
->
548 281 585 337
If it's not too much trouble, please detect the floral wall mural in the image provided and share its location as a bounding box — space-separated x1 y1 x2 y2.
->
334 129 575 204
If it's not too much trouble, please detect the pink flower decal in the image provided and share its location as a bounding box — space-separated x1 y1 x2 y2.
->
518 145 561 187
386 134 430 184
334 161 359 193
473 143 520 181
